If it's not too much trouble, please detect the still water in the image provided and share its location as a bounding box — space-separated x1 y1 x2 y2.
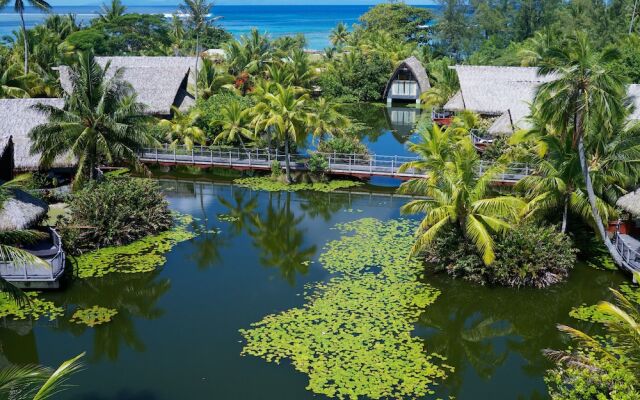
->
0 180 625 400
0 103 626 399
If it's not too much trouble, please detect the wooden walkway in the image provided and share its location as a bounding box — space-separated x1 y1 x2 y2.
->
139 146 533 184
614 232 640 274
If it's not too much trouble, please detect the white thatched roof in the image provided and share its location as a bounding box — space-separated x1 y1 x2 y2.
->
384 56 431 98
0 189 48 231
57 56 197 116
617 188 640 216
444 66 640 134
0 98 74 171
443 66 557 134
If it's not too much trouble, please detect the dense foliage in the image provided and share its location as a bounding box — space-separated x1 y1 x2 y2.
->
425 223 576 288
61 177 173 252
318 52 393 102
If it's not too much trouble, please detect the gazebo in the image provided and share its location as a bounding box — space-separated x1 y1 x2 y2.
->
384 56 431 105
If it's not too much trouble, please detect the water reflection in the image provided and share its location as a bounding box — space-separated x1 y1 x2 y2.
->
248 192 317 286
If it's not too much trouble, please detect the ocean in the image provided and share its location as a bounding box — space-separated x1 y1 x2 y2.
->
0 4 437 50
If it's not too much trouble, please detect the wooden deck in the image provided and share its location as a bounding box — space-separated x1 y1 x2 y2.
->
614 232 640 274
0 228 66 289
139 146 533 184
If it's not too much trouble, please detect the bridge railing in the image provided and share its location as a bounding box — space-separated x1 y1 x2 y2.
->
139 145 532 181
614 232 640 272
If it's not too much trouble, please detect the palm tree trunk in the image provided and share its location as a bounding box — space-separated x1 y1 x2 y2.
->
561 195 568 233
19 11 28 74
284 137 292 183
577 135 624 266
195 32 200 101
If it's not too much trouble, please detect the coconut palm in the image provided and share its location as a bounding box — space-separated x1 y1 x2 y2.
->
196 58 234 100
421 58 459 107
98 0 126 23
307 98 350 141
29 52 156 188
534 31 629 266
212 99 255 151
330 22 349 47
0 352 84 399
252 84 312 182
0 63 33 98
0 0 51 74
159 106 206 151
400 144 525 265
179 0 214 100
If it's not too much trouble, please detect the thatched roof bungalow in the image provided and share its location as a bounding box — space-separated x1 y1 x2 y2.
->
0 98 74 171
57 56 197 117
617 188 640 217
445 66 640 136
0 189 48 231
443 66 557 135
384 56 431 105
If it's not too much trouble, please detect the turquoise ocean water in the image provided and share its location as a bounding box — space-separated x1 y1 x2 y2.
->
0 4 436 50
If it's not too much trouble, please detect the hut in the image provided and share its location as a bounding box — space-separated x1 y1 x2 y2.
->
57 56 198 118
0 98 74 172
0 189 66 288
618 188 640 219
384 56 431 105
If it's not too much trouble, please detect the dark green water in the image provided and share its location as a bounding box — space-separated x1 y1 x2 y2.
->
0 180 625 400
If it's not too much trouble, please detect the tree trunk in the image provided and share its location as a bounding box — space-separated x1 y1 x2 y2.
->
577 135 624 266
194 33 200 101
19 11 28 74
561 195 569 233
284 137 292 183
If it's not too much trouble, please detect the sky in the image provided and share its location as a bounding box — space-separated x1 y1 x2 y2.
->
55 0 436 5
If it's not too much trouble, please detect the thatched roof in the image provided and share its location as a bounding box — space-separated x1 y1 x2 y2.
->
0 189 48 231
443 66 558 134
444 66 640 134
0 98 74 171
383 56 431 98
617 188 640 216
57 56 197 116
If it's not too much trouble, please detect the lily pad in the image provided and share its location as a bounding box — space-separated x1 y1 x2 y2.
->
70 306 118 327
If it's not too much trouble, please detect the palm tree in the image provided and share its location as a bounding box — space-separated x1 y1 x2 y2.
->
196 58 233 100
159 106 206 150
330 22 349 47
0 0 51 74
421 58 459 107
535 31 628 266
399 143 525 265
29 52 155 188
307 98 350 142
0 352 84 399
179 0 214 100
252 84 312 183
0 63 33 98
98 0 126 23
212 99 255 151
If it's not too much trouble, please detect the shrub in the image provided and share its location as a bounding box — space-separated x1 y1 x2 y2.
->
61 177 172 253
425 223 576 288
317 137 369 156
196 92 254 140
307 153 329 173
318 52 393 102
270 160 282 179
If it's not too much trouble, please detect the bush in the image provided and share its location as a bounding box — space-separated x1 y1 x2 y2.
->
319 52 393 102
196 92 254 140
425 223 577 288
317 137 369 156
61 177 173 253
270 160 282 179
307 153 329 173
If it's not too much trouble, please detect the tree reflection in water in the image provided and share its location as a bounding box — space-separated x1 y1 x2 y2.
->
415 267 624 398
248 192 317 286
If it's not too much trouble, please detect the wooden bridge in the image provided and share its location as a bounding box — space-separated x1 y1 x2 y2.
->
613 232 640 275
139 146 533 184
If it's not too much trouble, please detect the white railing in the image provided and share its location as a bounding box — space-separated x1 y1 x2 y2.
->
0 228 65 282
614 232 640 272
470 129 495 148
139 145 533 183
431 109 454 120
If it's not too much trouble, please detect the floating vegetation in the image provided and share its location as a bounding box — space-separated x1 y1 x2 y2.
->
70 306 118 327
234 177 363 193
217 213 240 222
0 293 63 321
570 282 639 323
75 215 197 278
240 218 451 399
